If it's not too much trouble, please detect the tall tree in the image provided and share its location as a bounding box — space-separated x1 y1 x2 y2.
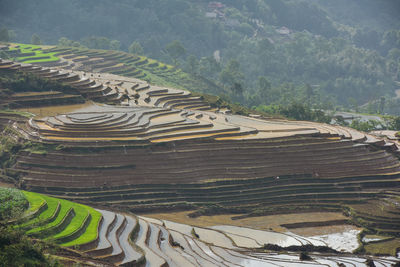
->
185 55 199 74
128 41 144 55
219 59 244 87
110 40 121 50
0 27 9 42
31 33 41 45
165 40 186 66
257 76 272 103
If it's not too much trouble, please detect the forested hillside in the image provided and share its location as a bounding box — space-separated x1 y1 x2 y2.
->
1 0 400 114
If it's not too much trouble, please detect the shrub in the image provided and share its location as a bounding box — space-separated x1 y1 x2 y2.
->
0 188 28 221
0 226 58 267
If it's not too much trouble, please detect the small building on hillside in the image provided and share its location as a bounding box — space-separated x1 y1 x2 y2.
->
276 26 292 35
208 2 225 10
205 12 217 18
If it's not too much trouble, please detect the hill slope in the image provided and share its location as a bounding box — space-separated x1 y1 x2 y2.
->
1 44 400 257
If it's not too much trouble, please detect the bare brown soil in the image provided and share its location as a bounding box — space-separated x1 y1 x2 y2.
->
0 181 15 188
145 211 350 233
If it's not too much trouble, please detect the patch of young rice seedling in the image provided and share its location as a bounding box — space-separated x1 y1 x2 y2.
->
17 195 60 229
48 202 89 241
22 191 46 215
26 197 74 236
60 206 102 247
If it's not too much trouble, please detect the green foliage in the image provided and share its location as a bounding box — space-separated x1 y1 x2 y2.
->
31 34 41 45
81 36 121 50
0 27 9 42
110 39 120 50
184 54 199 74
128 41 144 55
256 102 332 123
382 116 400 131
219 59 244 87
58 37 80 47
0 188 28 221
0 129 22 170
257 76 271 101
0 226 58 267
382 30 400 53
165 40 186 65
199 57 221 80
1 1 399 115
349 119 383 132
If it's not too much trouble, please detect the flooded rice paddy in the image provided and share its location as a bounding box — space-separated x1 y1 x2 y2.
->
309 229 361 252
18 101 95 117
145 211 350 232
144 211 362 252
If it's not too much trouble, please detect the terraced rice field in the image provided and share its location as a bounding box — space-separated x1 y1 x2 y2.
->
1 43 400 264
17 190 400 266
7 43 60 64
19 191 102 247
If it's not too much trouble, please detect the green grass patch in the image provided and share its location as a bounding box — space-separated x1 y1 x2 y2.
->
364 238 400 256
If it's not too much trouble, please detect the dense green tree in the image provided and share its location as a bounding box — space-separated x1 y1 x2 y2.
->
257 76 271 103
31 33 41 45
110 39 121 50
353 29 381 50
0 226 58 267
165 40 186 65
185 54 199 74
58 37 80 47
382 30 400 54
0 0 399 113
0 27 9 42
128 41 144 55
58 37 70 46
349 119 382 132
388 116 400 130
219 59 244 87
0 188 27 221
7 30 16 42
82 36 113 50
230 82 244 101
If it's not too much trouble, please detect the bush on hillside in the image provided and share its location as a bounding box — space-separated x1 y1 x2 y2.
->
0 188 28 221
0 226 59 267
